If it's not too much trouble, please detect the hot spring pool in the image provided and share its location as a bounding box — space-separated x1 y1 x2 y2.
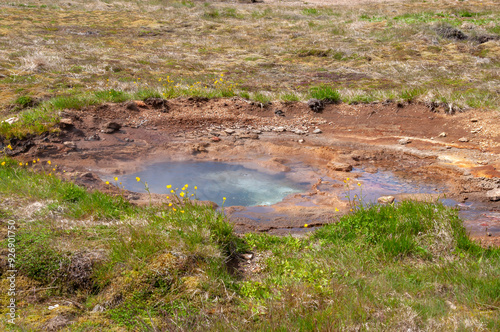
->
109 161 309 206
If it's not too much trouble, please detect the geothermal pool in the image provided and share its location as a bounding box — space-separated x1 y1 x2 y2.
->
111 161 310 207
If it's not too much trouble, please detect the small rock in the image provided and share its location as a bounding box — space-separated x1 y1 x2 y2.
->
294 129 306 135
124 137 134 142
312 128 322 134
327 161 353 172
211 136 221 142
446 301 457 310
241 253 254 260
63 141 77 150
248 134 259 140
92 304 105 313
274 110 285 117
398 138 411 145
59 118 73 127
378 196 395 204
438 132 447 138
125 101 139 112
85 134 101 141
144 97 169 112
252 130 262 134
102 121 121 134
298 139 305 144
307 98 324 112
2 117 19 125
486 188 500 201
471 118 478 122
274 126 285 132
458 137 469 142
224 128 235 135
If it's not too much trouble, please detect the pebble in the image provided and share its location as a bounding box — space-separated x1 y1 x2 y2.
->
458 137 469 142
312 128 322 134
63 141 77 150
438 132 447 138
378 196 395 204
224 128 235 134
486 188 500 201
327 161 353 172
398 138 411 145
241 253 254 260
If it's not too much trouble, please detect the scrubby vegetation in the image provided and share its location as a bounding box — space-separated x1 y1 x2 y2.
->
1 0 499 138
1 159 499 330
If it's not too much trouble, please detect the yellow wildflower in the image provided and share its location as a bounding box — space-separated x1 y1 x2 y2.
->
114 177 118 181
166 185 172 189
47 160 51 165
180 192 185 197
105 181 110 185
136 177 141 182
194 186 197 190
1 161 5 166
304 224 308 228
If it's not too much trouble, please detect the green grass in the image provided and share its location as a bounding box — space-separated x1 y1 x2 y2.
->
1 159 499 330
308 84 342 103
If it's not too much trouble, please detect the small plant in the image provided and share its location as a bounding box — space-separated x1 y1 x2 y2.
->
280 92 301 102
203 8 220 19
400 87 425 103
252 92 271 104
15 95 34 107
15 227 70 283
308 85 341 103
303 8 319 16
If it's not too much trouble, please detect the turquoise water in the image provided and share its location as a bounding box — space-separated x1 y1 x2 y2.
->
113 161 309 207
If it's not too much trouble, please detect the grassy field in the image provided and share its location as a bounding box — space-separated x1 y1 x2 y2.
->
0 0 499 121
1 0 500 330
0 158 499 330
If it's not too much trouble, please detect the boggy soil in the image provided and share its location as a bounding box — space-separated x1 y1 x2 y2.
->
5 97 500 245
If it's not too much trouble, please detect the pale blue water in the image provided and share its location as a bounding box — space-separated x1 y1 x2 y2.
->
112 161 309 207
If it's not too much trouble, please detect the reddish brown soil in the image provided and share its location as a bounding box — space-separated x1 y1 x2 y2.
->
5 98 500 245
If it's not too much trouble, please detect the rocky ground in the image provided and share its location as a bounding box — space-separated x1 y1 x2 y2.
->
4 98 500 245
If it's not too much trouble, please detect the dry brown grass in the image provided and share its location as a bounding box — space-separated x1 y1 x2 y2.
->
0 0 498 117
